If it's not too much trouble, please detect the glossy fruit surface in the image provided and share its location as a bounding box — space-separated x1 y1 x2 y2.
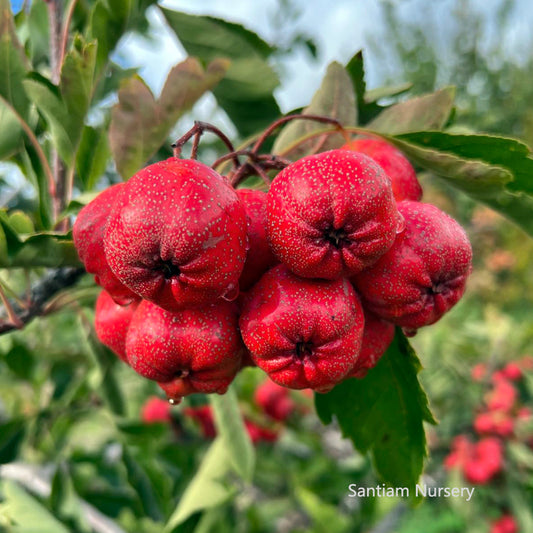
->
73 184 137 305
267 150 401 279
94 289 139 362
126 299 243 402
342 137 422 202
353 201 472 332
240 264 364 392
105 158 248 310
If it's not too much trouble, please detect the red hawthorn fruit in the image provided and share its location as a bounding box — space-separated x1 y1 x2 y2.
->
141 396 172 424
94 290 139 362
444 435 472 469
236 189 278 291
474 411 514 438
183 405 217 438
73 184 137 305
255 379 295 422
341 137 423 202
486 379 517 412
239 264 365 392
353 201 473 332
463 437 503 484
471 363 488 382
348 310 395 378
267 149 401 280
245 419 279 444
501 362 523 381
105 158 248 311
490 515 518 533
125 299 243 403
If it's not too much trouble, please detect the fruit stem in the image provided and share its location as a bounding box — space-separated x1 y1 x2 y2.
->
172 121 240 169
251 114 349 155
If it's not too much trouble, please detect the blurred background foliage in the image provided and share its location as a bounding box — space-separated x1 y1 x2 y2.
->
1 0 533 532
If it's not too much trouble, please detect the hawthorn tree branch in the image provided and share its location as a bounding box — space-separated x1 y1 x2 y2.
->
0 267 85 335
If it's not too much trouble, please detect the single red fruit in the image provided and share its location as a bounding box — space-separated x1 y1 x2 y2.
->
255 379 295 422
501 362 523 381
236 189 278 290
485 379 517 412
244 419 279 444
353 201 472 332
73 184 137 305
463 437 503 484
240 264 364 392
105 158 248 311
94 290 139 363
348 310 395 378
267 150 401 279
141 396 172 424
444 435 472 470
342 137 423 202
125 299 243 403
471 363 488 382
490 515 518 533
474 411 514 437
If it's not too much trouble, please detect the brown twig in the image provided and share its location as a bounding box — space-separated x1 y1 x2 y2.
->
58 0 78 71
0 267 85 335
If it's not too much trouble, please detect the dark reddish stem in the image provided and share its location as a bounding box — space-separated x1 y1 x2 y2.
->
172 121 239 169
251 114 348 155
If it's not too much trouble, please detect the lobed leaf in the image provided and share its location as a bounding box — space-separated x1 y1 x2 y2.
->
368 86 456 134
386 131 533 236
161 8 281 137
273 62 357 159
109 57 229 179
315 330 436 491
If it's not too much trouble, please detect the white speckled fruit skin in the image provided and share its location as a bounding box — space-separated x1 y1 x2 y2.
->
267 149 400 280
126 299 243 401
353 201 473 332
104 158 248 311
239 264 365 392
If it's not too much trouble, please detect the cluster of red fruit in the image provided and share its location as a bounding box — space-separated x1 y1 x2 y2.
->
73 131 473 403
444 357 533 533
141 379 307 444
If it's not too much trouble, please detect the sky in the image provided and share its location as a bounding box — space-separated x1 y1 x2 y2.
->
116 0 533 113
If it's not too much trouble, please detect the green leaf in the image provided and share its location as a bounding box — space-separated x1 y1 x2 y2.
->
109 57 229 179
83 326 126 416
164 438 235 532
0 0 31 158
0 101 23 159
76 126 110 190
295 487 351 533
3 342 36 380
27 0 49 66
315 330 436 491
89 0 132 77
273 62 357 159
122 448 164 522
59 36 97 148
0 480 70 533
368 87 456 134
386 131 533 236
23 73 74 165
50 464 91 533
345 51 382 125
21 144 53 229
210 386 255 482
161 8 281 136
0 419 26 464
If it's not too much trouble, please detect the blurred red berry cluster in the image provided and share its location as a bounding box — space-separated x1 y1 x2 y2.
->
140 379 311 445
444 356 533 532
